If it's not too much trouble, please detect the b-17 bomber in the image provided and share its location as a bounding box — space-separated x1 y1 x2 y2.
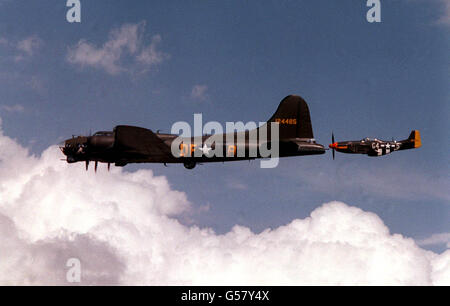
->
60 95 326 170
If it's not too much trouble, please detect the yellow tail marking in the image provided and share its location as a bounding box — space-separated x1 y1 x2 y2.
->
414 130 422 148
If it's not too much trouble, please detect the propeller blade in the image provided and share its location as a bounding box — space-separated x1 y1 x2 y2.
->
331 132 335 160
85 160 89 171
108 163 111 171
95 161 98 173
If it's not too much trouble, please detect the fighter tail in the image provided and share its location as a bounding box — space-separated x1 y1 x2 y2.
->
400 130 422 150
408 130 422 148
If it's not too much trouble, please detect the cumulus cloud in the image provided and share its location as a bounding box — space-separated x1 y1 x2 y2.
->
0 35 42 62
227 180 248 191
437 0 450 24
417 233 450 249
190 84 209 102
0 104 24 113
15 36 42 62
0 120 448 285
28 76 46 95
66 22 169 75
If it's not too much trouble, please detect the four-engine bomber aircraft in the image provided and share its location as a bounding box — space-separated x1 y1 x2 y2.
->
61 95 326 170
329 130 421 159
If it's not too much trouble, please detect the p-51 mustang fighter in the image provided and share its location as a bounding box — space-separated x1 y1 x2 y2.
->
329 130 421 159
60 95 326 170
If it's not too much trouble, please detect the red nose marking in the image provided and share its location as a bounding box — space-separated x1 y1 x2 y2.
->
329 142 338 149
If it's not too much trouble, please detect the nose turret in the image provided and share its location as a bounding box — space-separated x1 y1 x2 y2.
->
60 131 114 165
60 136 89 163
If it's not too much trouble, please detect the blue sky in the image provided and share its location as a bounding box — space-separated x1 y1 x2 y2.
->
0 1 449 252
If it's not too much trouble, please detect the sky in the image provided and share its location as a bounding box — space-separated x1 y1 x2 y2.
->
0 0 449 284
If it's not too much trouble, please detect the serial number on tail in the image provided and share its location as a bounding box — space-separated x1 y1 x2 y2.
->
275 118 297 125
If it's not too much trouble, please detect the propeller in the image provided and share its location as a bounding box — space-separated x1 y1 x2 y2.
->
95 161 98 173
331 132 335 160
85 160 89 171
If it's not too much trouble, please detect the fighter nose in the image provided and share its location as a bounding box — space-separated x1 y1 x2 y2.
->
329 143 338 149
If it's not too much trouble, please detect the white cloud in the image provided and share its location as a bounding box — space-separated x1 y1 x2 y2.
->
437 0 450 24
29 76 46 94
227 180 248 191
0 35 42 62
67 22 169 75
0 104 24 113
15 36 42 62
417 233 450 248
191 84 209 102
136 34 167 67
0 120 448 285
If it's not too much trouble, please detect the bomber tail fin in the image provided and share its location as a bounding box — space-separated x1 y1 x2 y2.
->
266 95 314 140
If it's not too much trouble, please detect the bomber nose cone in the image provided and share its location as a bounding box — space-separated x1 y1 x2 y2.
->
59 139 70 155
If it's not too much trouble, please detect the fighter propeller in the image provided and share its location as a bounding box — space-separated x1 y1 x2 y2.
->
330 132 336 160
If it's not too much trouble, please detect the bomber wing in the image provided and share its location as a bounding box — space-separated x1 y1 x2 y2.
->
114 125 172 158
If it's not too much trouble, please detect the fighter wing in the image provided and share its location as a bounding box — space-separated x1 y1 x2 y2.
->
114 125 172 158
